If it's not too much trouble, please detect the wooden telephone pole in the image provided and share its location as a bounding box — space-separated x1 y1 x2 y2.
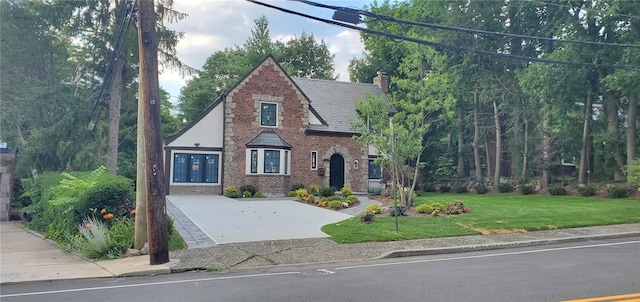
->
137 0 168 265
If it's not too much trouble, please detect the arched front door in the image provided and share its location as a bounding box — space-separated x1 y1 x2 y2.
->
329 154 344 190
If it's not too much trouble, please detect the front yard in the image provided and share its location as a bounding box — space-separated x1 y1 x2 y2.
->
321 193 640 243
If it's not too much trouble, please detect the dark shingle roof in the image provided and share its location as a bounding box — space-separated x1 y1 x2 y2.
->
246 131 292 149
292 78 386 134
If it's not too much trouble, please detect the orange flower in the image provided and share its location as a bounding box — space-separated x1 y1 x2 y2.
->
130 209 136 215
86 223 93 229
103 214 109 219
100 208 107 214
106 213 114 219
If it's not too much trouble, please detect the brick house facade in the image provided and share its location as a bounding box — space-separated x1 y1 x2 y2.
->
164 56 388 196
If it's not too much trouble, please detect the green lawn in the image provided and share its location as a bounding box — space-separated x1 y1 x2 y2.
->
321 193 640 243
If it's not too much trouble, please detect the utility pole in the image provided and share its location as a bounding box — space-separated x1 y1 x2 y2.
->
137 0 168 265
134 80 147 250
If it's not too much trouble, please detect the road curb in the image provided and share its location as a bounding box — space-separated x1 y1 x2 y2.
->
375 232 640 259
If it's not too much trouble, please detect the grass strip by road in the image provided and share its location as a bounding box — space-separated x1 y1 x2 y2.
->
321 193 640 243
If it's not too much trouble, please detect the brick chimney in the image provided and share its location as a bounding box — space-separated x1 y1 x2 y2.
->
373 71 389 94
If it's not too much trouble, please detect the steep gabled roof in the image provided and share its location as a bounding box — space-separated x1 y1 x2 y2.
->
292 77 386 134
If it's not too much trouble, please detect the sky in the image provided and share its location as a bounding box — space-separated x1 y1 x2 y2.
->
158 0 375 103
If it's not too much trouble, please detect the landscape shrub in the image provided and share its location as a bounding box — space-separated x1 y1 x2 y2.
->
439 185 451 193
548 186 567 196
359 212 375 223
453 185 467 193
327 195 342 201
497 183 513 193
415 204 434 214
475 185 488 194
253 192 265 198
388 205 407 216
239 184 257 196
345 195 359 205
79 177 134 219
519 185 535 195
429 202 445 211
607 185 628 199
319 186 335 197
71 217 120 259
291 183 305 191
310 184 320 195
577 184 597 197
108 217 134 252
317 197 329 207
286 191 297 197
370 187 383 195
328 200 343 209
340 186 353 196
224 186 241 198
443 200 470 215
366 204 382 214
242 191 252 198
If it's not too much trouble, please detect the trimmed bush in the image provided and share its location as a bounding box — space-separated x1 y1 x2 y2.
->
497 183 513 193
340 186 353 196
287 191 297 197
453 185 467 193
415 204 434 214
224 186 241 198
366 204 382 214
254 192 265 198
607 185 628 199
319 186 335 197
519 185 535 195
439 185 451 193
577 184 596 197
79 177 134 220
239 184 257 196
328 200 343 209
359 212 375 223
291 183 305 191
310 184 320 195
242 191 252 198
548 186 567 196
388 205 407 216
429 202 445 211
475 185 488 194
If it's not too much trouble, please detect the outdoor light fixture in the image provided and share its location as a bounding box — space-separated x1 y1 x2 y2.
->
194 143 200 147
323 158 330 163
332 9 361 25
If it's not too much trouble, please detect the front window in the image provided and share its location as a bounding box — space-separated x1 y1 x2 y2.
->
264 150 280 173
261 102 277 127
369 159 382 179
173 153 219 183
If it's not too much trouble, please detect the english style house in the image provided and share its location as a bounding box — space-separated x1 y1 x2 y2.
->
164 55 389 196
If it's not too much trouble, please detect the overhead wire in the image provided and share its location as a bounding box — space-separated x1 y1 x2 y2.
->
247 0 640 70
292 0 640 49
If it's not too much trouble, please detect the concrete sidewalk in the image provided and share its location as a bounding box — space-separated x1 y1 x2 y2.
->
0 222 176 284
1 220 639 285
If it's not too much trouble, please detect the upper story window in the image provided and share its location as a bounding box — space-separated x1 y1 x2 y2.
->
261 102 277 127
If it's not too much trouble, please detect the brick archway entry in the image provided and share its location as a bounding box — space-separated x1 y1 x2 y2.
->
329 154 345 190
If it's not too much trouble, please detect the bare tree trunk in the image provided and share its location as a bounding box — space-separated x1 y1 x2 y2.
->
541 103 552 189
107 57 125 175
484 133 492 182
473 89 482 181
578 85 593 184
457 102 465 178
493 100 502 187
605 93 625 181
521 117 529 181
628 93 637 180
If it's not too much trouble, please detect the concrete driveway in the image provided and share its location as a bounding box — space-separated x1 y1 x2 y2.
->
166 195 352 246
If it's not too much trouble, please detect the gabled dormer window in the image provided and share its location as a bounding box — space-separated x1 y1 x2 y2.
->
261 102 277 127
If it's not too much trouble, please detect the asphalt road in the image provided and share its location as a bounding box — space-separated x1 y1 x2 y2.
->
2 237 639 302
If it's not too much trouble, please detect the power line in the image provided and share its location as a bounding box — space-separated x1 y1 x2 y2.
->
293 0 640 49
248 0 640 70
